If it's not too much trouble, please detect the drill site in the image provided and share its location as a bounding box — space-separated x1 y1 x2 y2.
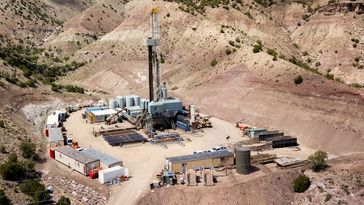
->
41 9 320 204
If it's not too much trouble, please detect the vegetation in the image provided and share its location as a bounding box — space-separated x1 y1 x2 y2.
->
20 141 37 159
267 48 278 60
0 144 6 154
308 150 328 172
57 196 71 205
210 58 218 67
0 190 10 205
253 41 263 53
0 43 86 86
0 153 34 181
293 174 311 193
51 84 85 94
254 0 274 7
0 120 5 128
20 180 50 204
225 49 232 55
168 0 244 15
294 75 303 85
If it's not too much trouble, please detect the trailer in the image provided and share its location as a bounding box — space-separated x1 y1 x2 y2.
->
98 165 129 184
54 146 100 176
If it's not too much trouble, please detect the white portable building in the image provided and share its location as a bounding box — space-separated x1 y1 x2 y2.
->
54 146 100 176
46 112 59 128
98 165 128 184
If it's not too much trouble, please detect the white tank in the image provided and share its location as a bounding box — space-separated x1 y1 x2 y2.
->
116 96 125 108
109 100 117 109
125 96 134 108
133 96 141 106
190 105 196 123
140 99 147 109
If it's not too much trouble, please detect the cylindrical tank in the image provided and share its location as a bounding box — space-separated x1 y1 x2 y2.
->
109 100 117 109
116 96 126 108
140 99 147 109
161 88 167 99
235 147 251 175
125 96 134 108
133 96 141 106
190 105 196 123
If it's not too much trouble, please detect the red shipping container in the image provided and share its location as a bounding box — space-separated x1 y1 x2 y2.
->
49 149 55 159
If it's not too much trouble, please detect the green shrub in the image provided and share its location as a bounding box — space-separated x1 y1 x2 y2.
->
354 57 360 62
273 55 277 61
0 189 10 205
325 73 334 80
210 59 218 67
292 43 299 49
20 141 36 159
267 48 277 56
253 42 263 53
293 174 310 193
0 120 4 128
308 150 328 172
0 153 27 180
294 75 303 85
225 49 232 55
57 196 71 205
0 145 5 153
20 180 50 204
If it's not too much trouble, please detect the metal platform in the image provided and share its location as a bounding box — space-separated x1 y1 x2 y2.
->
103 131 148 146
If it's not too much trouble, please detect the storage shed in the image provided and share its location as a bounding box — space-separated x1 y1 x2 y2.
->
48 128 64 148
166 150 234 173
54 146 100 176
87 109 117 123
98 165 128 184
79 148 123 169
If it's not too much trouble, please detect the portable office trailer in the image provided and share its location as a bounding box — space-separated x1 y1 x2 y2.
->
48 128 65 148
80 148 123 169
166 150 234 173
87 109 117 123
54 146 100 176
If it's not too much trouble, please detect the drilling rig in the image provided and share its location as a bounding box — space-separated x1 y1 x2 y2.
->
143 5 182 133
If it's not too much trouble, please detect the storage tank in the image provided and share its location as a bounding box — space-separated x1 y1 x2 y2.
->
116 96 126 108
125 96 134 108
140 99 147 109
236 147 251 175
109 100 117 109
190 105 196 123
133 96 141 106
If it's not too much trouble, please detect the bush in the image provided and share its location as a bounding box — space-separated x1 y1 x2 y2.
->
0 120 5 128
292 43 299 49
253 43 263 53
294 75 303 85
0 145 5 153
0 153 27 180
210 59 218 67
267 48 277 57
225 49 232 55
20 180 50 204
57 196 71 205
308 150 328 172
0 189 10 205
293 174 311 193
20 141 37 159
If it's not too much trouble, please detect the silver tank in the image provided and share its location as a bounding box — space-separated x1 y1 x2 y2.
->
116 96 126 108
133 96 141 106
109 100 117 109
235 147 251 175
125 96 134 108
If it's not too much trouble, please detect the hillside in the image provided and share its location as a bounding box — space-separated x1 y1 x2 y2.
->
0 0 363 204
53 0 364 154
